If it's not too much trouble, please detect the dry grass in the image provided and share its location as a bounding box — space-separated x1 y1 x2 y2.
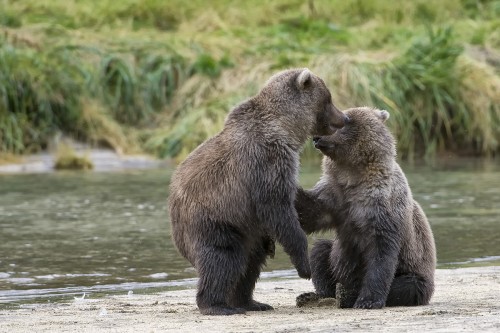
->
0 152 22 165
1 0 499 160
79 99 141 154
53 143 93 170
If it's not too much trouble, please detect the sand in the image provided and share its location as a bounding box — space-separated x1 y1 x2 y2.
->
1 266 499 333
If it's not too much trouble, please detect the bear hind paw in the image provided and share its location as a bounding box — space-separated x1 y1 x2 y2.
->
243 300 274 311
199 305 246 316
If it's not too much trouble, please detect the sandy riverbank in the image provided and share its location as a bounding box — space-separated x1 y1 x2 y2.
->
1 266 499 332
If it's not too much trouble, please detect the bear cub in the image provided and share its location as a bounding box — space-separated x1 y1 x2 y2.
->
168 69 348 315
296 107 436 309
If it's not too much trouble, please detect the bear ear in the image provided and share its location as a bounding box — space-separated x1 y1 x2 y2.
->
376 109 390 122
296 68 312 90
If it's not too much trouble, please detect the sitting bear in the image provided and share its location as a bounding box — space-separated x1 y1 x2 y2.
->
296 107 436 309
168 69 348 315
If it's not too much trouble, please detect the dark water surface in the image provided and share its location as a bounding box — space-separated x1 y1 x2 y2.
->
1 158 499 307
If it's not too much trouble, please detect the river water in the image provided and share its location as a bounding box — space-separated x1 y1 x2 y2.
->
1 158 499 307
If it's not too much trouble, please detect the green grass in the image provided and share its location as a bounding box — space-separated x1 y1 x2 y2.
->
333 28 499 160
53 143 93 170
1 0 499 160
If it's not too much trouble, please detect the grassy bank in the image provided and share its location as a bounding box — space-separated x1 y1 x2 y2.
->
1 0 499 161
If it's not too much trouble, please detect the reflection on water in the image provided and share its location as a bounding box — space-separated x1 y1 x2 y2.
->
0 158 499 306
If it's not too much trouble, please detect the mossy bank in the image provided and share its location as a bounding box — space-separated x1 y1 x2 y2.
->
1 0 499 161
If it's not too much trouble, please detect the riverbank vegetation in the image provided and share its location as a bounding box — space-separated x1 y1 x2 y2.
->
1 0 499 161
53 143 93 170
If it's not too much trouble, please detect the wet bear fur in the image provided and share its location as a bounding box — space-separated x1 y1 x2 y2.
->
296 107 436 309
168 68 348 315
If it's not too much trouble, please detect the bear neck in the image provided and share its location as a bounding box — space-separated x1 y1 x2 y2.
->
227 97 310 151
258 95 312 147
326 156 395 186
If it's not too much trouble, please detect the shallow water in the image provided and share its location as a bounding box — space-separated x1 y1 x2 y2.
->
1 158 499 307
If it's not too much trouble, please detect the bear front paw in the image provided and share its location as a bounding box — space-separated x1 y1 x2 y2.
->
294 258 311 279
296 292 337 308
296 292 320 307
353 297 385 309
297 267 311 279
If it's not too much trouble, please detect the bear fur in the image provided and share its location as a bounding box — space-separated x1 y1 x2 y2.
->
168 68 348 315
296 106 436 309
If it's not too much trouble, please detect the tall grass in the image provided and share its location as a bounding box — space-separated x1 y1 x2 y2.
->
322 27 500 159
53 142 93 170
328 27 470 159
0 35 203 153
0 44 83 153
7 0 499 29
147 27 499 160
1 0 499 160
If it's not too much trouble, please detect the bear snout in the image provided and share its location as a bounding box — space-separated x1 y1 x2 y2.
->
313 136 333 152
331 114 350 129
328 106 349 129
313 136 326 150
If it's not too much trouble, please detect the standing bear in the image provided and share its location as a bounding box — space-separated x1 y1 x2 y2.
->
296 107 436 309
168 68 348 315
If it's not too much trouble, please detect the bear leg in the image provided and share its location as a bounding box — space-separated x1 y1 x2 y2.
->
195 244 247 315
311 239 339 297
229 239 273 311
296 239 337 307
335 283 360 308
385 273 434 306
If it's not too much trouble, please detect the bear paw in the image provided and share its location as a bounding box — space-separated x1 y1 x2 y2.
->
296 292 320 307
243 300 274 311
296 292 336 308
353 297 385 309
199 305 246 316
294 259 311 279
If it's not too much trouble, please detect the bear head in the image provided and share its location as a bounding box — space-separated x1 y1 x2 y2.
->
312 107 396 167
258 68 348 139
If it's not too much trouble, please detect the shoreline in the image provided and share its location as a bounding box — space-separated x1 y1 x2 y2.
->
0 148 166 174
1 266 499 332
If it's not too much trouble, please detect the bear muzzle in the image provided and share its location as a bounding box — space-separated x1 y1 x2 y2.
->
313 136 328 150
330 114 350 129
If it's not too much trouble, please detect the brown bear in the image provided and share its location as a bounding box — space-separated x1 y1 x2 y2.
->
295 106 436 309
168 68 348 315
